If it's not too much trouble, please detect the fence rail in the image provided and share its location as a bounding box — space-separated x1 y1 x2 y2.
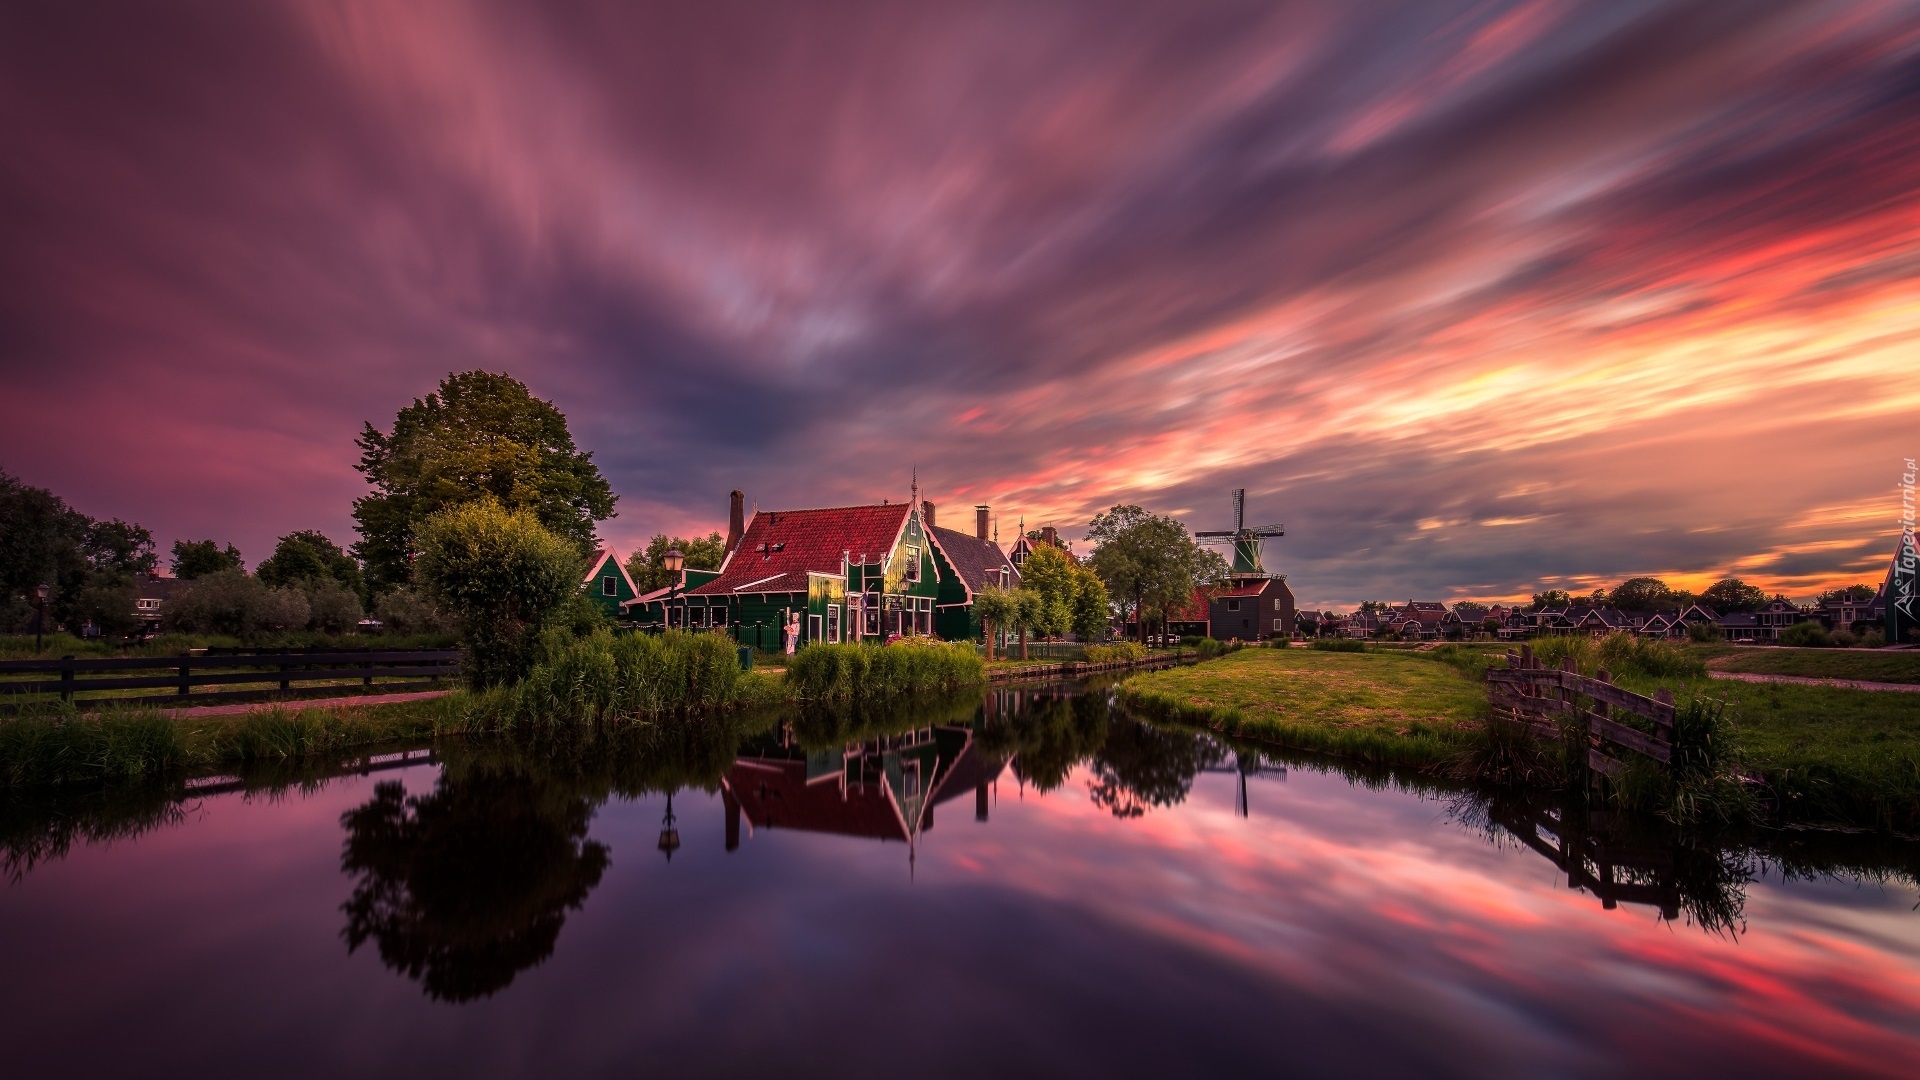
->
0 649 460 711
1487 644 1675 777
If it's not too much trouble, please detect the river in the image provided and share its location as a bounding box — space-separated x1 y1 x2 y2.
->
2 680 1916 1078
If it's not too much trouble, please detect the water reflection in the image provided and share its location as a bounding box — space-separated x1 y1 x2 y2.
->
338 767 610 1002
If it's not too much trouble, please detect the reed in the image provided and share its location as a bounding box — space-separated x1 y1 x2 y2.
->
786 640 985 704
1083 642 1147 664
467 630 751 732
1530 632 1706 681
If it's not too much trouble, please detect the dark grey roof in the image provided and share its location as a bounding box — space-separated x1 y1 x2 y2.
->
136 576 181 601
927 525 1018 596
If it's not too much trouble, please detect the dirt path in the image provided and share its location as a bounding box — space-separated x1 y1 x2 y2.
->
158 689 452 719
1707 671 1920 694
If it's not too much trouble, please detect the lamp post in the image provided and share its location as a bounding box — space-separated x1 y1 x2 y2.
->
33 583 49 652
657 792 681 862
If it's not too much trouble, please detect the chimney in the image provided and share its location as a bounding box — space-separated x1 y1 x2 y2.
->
975 505 990 541
725 489 745 555
1040 525 1059 547
922 501 936 530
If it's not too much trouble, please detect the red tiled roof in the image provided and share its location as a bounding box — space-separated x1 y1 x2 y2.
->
725 759 909 842
927 524 1018 597
687 503 910 596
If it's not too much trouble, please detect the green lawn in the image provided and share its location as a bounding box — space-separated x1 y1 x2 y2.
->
1705 648 1920 685
1118 646 1487 766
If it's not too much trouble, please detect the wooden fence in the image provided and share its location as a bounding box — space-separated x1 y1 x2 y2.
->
1486 643 1675 778
0 649 460 711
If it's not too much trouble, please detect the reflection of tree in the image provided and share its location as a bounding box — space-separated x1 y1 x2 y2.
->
994 693 1109 794
339 768 609 1002
1086 712 1224 818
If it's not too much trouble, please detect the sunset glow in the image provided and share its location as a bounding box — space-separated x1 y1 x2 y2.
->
3 2 1917 605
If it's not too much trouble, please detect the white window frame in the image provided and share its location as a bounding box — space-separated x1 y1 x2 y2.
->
827 605 841 643
602 576 618 596
904 544 921 582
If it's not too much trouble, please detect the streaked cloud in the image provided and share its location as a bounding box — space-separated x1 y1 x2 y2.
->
1 1 1915 605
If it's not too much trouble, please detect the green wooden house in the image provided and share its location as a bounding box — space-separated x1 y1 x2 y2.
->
580 547 642 618
637 500 946 648
925 505 1020 642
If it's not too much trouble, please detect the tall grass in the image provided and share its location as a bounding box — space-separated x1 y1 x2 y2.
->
1530 632 1706 681
1083 642 1147 664
787 640 985 704
468 630 751 732
0 630 459 660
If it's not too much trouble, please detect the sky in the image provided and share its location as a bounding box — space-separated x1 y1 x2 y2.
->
2 1 1917 609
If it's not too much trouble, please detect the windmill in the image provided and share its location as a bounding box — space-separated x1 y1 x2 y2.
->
1195 489 1284 579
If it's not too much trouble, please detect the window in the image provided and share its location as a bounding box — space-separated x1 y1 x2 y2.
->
602 576 618 596
710 606 725 628
808 614 822 642
827 605 841 643
1274 619 1285 632
904 545 921 582
1226 599 1240 611
865 604 881 635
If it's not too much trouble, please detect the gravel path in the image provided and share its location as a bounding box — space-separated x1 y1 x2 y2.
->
1707 671 1920 694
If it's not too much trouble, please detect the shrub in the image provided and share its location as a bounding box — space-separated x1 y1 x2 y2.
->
161 569 310 637
787 639 985 704
1860 629 1886 648
1084 642 1147 664
1310 638 1365 652
1189 637 1240 660
1532 632 1705 681
374 586 457 634
304 582 364 634
1830 630 1856 648
414 502 582 689
1686 621 1723 643
1778 621 1833 648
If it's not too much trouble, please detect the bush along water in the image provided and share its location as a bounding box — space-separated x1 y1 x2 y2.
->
468 630 753 732
1083 642 1147 664
786 640 985 705
1611 694 1759 827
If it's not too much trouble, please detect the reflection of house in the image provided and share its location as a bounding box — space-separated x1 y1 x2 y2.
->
721 720 1006 857
580 546 641 617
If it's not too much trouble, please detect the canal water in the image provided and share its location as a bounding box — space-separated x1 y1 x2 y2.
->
2 681 1917 1078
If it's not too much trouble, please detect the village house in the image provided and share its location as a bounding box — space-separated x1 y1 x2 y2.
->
924 502 1020 644
626 487 995 648
580 545 641 617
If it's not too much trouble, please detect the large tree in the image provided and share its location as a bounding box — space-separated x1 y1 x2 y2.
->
1702 577 1767 613
257 530 363 595
171 539 244 579
625 532 726 593
1085 504 1220 643
1608 577 1677 611
413 502 583 689
353 371 617 591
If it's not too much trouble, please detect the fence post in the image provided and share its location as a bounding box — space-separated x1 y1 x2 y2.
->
280 658 292 693
60 655 75 703
178 653 190 697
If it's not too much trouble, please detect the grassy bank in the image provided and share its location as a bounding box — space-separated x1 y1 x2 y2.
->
1123 641 1920 832
1118 646 1487 766
1704 648 1920 685
0 695 466 789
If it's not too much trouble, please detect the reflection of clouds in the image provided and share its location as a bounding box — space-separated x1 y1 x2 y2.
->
2 4 1918 604
932 765 1920 1077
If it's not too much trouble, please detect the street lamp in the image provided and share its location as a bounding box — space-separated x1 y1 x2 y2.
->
662 548 685 575
33 583 49 652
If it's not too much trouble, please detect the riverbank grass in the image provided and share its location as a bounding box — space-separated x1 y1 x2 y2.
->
1118 646 1486 765
1703 648 1920 685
